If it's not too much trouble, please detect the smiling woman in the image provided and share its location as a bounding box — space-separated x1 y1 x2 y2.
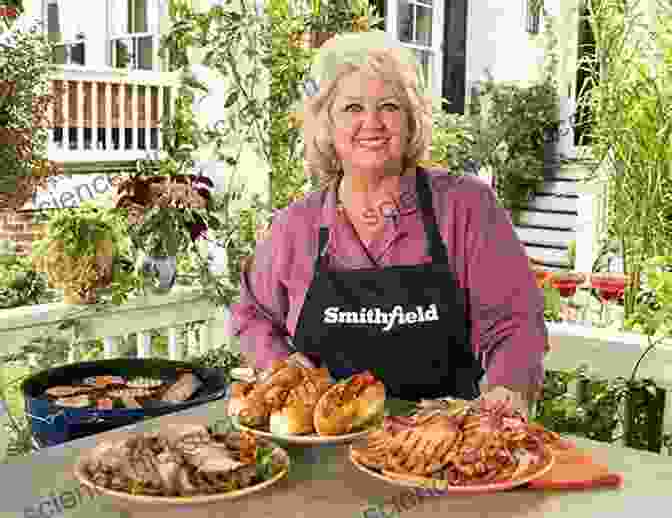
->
301 31 432 190
231 30 546 410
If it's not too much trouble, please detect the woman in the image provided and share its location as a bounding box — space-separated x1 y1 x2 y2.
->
231 31 547 415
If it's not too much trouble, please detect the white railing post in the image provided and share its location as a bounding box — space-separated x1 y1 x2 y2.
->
144 85 151 152
63 81 70 151
119 81 126 151
104 82 112 151
137 331 152 358
199 323 209 355
91 81 98 151
167 327 181 361
157 85 164 151
102 336 120 359
130 83 137 151
76 80 84 152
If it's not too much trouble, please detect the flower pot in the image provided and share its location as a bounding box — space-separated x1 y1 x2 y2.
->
139 255 177 294
60 239 114 305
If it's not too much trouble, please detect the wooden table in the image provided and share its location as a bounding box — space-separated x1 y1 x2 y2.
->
3 398 672 518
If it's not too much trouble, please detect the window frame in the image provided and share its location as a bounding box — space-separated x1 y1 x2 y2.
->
385 0 444 105
43 0 87 66
107 0 161 72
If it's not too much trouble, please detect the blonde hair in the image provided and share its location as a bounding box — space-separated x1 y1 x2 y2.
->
300 32 433 188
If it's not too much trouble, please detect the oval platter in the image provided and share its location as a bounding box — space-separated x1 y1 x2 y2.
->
349 445 555 494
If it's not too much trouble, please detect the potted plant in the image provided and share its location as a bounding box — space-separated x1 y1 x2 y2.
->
31 202 126 305
114 170 220 293
0 14 60 210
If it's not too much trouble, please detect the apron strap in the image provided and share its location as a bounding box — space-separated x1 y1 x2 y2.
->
416 170 449 263
314 226 330 272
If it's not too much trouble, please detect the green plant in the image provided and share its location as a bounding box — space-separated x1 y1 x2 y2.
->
426 101 479 174
0 15 60 208
302 0 384 34
0 250 51 309
472 15 560 223
577 1 672 322
477 78 559 223
536 366 626 443
185 344 243 384
542 280 563 322
180 188 271 309
568 240 577 270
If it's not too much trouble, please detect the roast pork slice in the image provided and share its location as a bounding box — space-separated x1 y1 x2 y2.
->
185 444 248 474
176 467 200 496
154 452 182 496
157 423 210 451
87 439 129 473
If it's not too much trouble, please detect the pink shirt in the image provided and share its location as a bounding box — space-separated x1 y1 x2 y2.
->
230 168 547 394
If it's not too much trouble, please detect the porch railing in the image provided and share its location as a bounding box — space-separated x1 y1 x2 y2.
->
0 286 230 363
47 66 178 163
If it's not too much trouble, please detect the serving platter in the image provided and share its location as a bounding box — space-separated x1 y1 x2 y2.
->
349 445 555 494
73 441 290 507
236 423 375 445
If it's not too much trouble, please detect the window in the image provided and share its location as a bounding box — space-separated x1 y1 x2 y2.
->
525 0 541 34
391 0 442 99
45 0 86 65
109 0 158 71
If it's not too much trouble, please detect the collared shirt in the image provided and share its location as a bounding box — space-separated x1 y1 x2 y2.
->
230 167 547 394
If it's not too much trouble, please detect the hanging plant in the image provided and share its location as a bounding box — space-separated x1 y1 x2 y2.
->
31 202 127 304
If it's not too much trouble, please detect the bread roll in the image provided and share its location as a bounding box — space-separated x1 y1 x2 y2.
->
314 372 386 436
270 367 332 435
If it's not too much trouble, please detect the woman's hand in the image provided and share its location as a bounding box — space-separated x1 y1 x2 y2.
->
287 352 318 369
480 386 530 418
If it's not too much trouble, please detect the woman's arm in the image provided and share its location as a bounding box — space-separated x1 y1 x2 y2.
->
230 212 294 370
465 182 547 404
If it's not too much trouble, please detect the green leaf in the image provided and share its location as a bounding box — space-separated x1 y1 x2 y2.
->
224 90 240 108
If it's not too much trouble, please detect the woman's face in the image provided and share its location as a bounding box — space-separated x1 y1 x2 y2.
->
329 71 409 177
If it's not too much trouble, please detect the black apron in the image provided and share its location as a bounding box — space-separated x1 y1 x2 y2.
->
292 170 485 401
